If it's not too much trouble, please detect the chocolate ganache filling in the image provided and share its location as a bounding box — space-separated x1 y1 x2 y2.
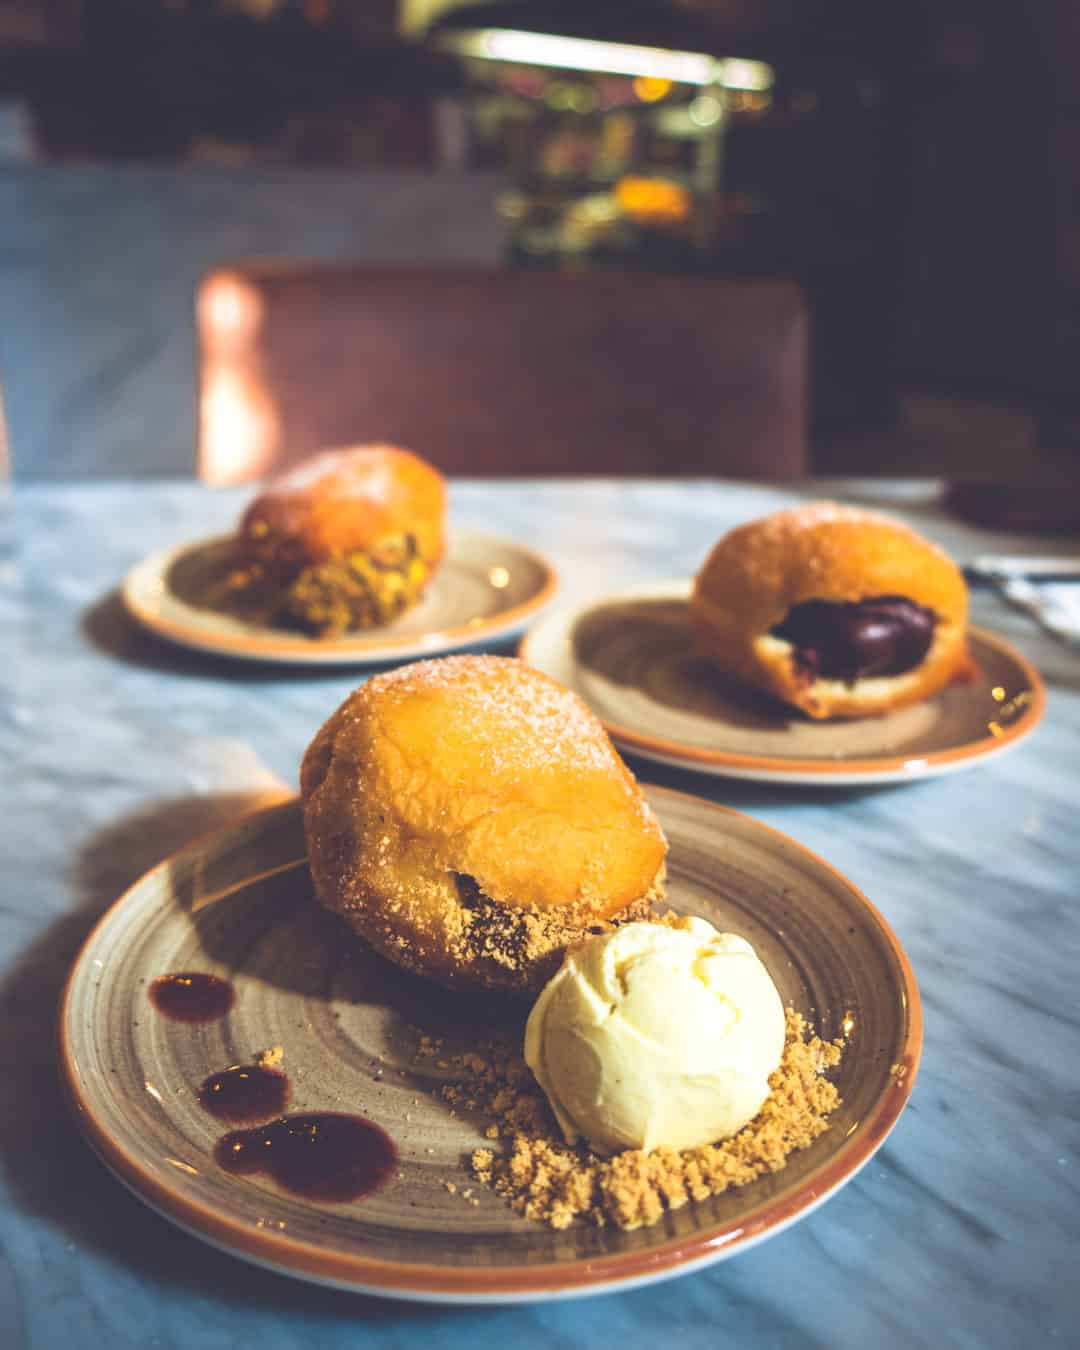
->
770 595 936 684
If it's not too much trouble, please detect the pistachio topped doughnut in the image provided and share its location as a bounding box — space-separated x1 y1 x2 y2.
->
228 444 446 636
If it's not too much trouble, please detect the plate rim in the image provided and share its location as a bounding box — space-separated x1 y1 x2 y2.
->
58 790 922 1302
518 580 1046 781
122 529 559 665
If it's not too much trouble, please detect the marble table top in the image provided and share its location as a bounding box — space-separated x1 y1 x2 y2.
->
3 477 1078 1349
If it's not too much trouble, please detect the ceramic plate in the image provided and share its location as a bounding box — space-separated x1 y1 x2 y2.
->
520 582 1045 785
60 792 920 1304
122 531 558 665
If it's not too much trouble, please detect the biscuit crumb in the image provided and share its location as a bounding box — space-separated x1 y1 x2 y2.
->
255 1045 284 1068
438 1009 842 1231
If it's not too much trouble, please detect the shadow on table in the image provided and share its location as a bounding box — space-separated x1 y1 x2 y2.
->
82 589 352 684
130 794 527 1048
0 792 466 1326
82 589 522 684
618 747 922 815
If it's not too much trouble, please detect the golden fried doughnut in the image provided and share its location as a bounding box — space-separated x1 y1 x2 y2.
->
301 655 668 993
229 444 446 635
690 501 972 720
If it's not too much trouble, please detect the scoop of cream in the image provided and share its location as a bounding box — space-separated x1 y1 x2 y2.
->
524 917 785 1154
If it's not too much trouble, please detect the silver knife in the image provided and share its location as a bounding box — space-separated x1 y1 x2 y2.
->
965 556 1080 583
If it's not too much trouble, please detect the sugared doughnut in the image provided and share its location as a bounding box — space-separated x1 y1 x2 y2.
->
690 501 972 719
228 444 446 635
300 655 668 993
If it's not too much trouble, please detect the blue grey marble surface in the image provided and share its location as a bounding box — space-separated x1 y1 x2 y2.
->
3 478 1078 1349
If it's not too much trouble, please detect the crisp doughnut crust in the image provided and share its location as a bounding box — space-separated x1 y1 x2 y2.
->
239 443 446 572
301 655 668 993
690 501 972 719
224 444 446 635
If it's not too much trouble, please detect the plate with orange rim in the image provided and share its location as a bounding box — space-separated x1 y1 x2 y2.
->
122 529 558 666
519 581 1045 786
58 790 920 1304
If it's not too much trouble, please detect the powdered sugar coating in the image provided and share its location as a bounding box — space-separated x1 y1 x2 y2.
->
362 654 628 780
749 499 956 567
253 445 401 505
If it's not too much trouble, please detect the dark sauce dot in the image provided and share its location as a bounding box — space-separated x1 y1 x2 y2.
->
149 973 235 1023
214 1113 398 1203
198 1064 290 1124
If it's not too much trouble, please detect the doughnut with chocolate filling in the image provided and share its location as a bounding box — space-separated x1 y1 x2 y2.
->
223 444 445 636
300 655 668 994
690 501 972 720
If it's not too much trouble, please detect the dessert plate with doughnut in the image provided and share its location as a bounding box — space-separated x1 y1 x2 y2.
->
521 503 1045 785
60 657 920 1302
123 446 557 664
60 681 920 1301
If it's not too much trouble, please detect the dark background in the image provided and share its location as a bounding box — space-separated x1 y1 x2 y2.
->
1 0 1076 474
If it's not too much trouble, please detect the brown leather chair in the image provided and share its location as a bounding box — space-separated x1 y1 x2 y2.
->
196 263 808 483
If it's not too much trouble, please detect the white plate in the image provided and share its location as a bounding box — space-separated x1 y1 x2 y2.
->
123 530 558 665
520 581 1045 785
